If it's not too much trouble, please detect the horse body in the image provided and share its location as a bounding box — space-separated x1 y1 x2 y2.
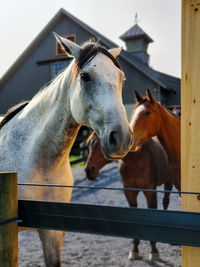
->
120 137 168 191
85 133 171 260
157 106 180 190
0 35 132 266
131 90 180 190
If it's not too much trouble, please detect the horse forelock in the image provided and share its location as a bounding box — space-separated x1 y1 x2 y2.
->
72 42 122 78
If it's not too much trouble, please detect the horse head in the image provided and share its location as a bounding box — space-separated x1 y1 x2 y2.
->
84 132 112 180
130 89 161 151
54 33 132 159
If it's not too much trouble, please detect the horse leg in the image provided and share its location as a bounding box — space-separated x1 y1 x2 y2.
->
163 180 173 210
128 239 141 260
125 191 141 260
38 229 66 267
144 191 160 261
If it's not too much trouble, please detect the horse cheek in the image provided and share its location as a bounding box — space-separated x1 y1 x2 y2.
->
70 90 88 124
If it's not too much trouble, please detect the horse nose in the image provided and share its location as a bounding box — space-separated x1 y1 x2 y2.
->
85 166 98 180
106 125 132 158
108 130 120 149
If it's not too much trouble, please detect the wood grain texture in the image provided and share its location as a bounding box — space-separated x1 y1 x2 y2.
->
182 0 200 265
0 173 18 267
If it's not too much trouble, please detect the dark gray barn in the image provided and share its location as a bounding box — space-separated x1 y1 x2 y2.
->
0 8 180 118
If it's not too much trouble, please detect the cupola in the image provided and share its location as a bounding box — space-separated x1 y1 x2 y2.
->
120 14 153 64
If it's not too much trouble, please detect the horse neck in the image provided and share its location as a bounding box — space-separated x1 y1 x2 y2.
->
122 149 141 165
21 65 80 168
157 105 180 161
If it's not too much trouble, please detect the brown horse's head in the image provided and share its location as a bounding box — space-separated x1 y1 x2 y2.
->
130 89 161 151
84 132 112 180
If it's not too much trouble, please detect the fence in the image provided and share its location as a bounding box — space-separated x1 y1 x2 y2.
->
0 173 18 267
1 172 200 266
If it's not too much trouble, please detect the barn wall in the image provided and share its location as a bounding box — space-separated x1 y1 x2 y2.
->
118 56 160 105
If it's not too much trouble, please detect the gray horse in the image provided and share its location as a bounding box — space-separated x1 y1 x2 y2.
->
0 33 132 266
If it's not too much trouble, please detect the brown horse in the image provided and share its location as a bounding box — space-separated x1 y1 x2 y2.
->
85 132 172 260
131 89 180 190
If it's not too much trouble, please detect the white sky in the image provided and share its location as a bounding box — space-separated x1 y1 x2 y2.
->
0 0 181 78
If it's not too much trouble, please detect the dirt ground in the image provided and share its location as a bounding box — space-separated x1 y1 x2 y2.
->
18 162 181 267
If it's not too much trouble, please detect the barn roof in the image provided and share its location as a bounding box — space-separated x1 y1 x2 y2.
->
0 8 179 91
120 23 153 42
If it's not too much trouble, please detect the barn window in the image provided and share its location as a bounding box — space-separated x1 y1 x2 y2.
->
56 34 76 56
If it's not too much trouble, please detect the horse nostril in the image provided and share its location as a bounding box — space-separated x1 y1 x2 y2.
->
85 166 97 180
85 166 95 174
91 166 95 172
109 131 118 147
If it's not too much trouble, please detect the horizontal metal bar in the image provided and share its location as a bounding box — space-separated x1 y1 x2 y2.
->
18 200 200 247
0 217 19 226
17 183 200 195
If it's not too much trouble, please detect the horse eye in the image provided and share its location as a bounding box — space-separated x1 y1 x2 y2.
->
80 72 91 82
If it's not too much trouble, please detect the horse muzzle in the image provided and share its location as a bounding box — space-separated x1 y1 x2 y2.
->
101 125 133 160
85 166 99 180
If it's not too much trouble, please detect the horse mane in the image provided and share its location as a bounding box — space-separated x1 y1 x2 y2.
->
73 41 122 78
0 101 29 130
168 109 180 119
158 102 180 120
132 96 180 121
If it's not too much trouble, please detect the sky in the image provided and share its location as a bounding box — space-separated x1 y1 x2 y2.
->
0 0 181 78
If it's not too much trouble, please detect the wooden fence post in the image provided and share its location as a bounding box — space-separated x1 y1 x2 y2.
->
0 173 18 267
182 0 200 266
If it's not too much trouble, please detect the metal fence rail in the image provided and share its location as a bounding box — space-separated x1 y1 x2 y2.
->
17 182 200 195
18 200 200 247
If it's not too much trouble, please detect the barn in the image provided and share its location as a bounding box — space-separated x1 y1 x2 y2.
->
0 8 180 119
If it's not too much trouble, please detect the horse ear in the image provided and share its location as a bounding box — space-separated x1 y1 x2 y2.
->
134 91 143 103
146 89 156 103
108 47 122 58
53 32 81 58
